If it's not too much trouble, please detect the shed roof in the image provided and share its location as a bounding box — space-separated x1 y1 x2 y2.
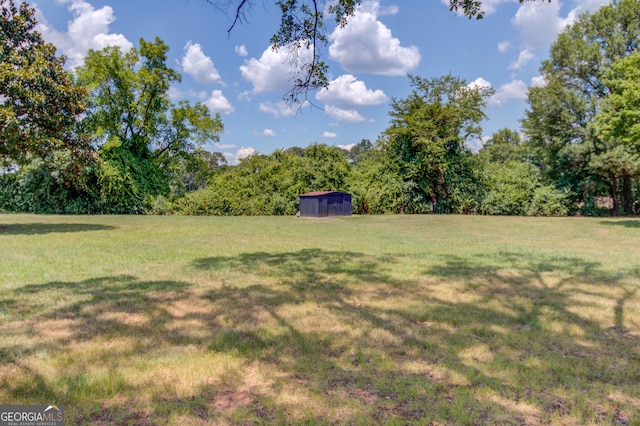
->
299 191 348 197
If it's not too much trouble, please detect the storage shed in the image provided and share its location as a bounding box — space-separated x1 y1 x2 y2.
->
299 191 352 217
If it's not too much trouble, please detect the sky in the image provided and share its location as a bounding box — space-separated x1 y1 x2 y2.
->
33 0 611 164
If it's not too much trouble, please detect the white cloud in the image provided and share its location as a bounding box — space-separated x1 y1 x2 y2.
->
263 128 276 137
513 0 610 51
235 45 248 57
498 40 511 53
322 132 338 138
223 146 257 165
468 77 492 91
316 74 388 108
168 86 183 101
240 45 312 93
466 137 485 153
258 101 298 118
564 0 612 27
513 1 565 50
236 146 257 160
324 105 366 123
471 78 528 108
168 87 210 101
205 90 235 114
36 0 132 68
181 42 221 85
338 143 356 151
329 0 420 76
488 80 528 107
508 49 534 70
530 75 547 88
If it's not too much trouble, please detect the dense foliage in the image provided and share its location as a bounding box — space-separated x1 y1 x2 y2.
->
522 0 640 214
0 0 90 166
2 0 639 216
0 1 223 213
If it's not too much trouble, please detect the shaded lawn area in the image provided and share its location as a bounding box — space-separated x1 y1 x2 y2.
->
0 215 639 424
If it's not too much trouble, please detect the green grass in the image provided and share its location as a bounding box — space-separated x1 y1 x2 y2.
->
1 214 639 425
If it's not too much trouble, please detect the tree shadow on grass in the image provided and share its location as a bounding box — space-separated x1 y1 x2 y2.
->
599 219 640 228
0 223 116 235
188 249 640 424
1 249 639 424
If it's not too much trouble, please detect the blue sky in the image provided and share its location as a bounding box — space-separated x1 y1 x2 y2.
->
34 0 611 163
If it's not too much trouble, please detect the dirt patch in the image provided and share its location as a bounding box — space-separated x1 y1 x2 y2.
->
211 389 253 413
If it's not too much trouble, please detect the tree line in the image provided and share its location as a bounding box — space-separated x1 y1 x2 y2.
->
1 0 639 216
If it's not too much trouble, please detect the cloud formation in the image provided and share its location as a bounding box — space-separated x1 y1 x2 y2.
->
489 80 528 107
329 0 420 76
470 77 528 107
316 74 388 108
205 90 235 114
240 45 312 94
36 0 132 68
235 45 248 57
508 49 534 70
324 105 366 123
497 41 511 53
258 101 298 118
513 0 611 50
222 146 257 165
181 42 221 85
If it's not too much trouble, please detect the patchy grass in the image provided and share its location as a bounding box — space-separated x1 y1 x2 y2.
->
1 214 639 425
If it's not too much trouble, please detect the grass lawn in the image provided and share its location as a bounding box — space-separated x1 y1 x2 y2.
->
1 214 639 425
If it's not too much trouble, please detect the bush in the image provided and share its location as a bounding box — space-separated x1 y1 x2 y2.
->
0 153 100 214
480 161 571 216
481 161 540 216
145 195 173 215
526 185 571 216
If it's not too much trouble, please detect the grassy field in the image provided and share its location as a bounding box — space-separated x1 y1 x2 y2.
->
1 214 639 425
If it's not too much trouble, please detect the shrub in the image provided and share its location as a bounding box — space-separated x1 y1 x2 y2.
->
527 185 571 216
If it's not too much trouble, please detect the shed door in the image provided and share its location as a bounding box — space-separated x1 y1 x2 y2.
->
327 194 342 216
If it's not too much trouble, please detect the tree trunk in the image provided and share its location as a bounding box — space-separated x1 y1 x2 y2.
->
622 174 633 215
609 173 619 215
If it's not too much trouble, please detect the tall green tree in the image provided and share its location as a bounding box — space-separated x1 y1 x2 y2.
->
347 139 373 165
591 51 640 214
0 0 89 166
478 128 525 164
75 37 224 212
205 0 548 102
383 74 492 213
521 0 640 214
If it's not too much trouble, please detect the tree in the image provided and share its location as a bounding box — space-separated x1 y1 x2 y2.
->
206 0 549 102
176 148 227 194
521 0 640 214
591 51 640 214
347 139 373 164
0 0 90 166
75 37 224 212
383 73 492 213
478 128 525 164
348 144 406 214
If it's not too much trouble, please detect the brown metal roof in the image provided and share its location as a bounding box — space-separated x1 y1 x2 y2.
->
299 191 344 197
